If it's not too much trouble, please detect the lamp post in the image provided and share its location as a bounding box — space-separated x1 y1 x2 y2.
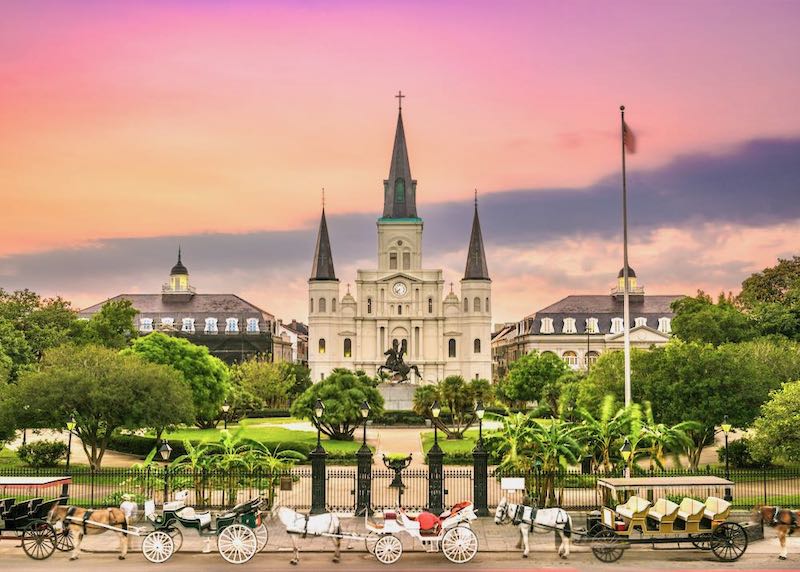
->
428 399 444 514
221 403 231 431
310 398 327 514
159 441 172 505
22 405 30 446
620 438 632 478
66 418 76 471
356 400 372 515
721 415 733 502
472 400 488 516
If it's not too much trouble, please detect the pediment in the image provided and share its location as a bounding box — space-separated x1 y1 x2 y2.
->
606 325 669 342
379 272 420 283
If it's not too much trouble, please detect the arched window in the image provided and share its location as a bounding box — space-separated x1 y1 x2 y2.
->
309 298 314 313
398 304 402 315
319 298 326 312
343 338 352 358
473 338 481 353
585 351 600 367
331 298 337 313
402 252 411 270
389 252 398 270
367 297 373 314
562 351 579 367
474 297 481 312
428 297 433 314
463 298 469 312
401 339 408 354
486 297 490 312
394 178 405 202
318 338 326 354
448 338 457 358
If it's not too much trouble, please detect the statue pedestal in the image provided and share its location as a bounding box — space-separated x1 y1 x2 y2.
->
379 383 417 411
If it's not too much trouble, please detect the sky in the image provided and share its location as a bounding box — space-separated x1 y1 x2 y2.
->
1 0 799 324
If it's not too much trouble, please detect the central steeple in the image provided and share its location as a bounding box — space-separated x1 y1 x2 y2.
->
383 92 418 219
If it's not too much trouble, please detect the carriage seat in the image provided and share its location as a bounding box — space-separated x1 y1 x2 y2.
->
703 497 731 521
440 502 473 520
175 506 212 529
676 498 705 522
647 498 679 523
615 496 651 520
397 509 421 531
0 498 15 515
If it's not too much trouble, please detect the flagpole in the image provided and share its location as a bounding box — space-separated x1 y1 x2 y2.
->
620 105 632 408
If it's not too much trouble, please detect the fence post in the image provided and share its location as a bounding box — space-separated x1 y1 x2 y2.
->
310 443 327 514
472 442 489 516
356 441 373 515
428 441 444 514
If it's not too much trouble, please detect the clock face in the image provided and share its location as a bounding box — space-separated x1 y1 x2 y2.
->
392 282 408 297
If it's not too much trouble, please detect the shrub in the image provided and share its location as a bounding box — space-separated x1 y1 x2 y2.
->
718 438 771 469
16 440 68 468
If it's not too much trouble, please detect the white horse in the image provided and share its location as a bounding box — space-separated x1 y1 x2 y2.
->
494 497 572 559
275 506 343 565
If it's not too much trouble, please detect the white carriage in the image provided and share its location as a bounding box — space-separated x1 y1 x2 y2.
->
365 502 479 565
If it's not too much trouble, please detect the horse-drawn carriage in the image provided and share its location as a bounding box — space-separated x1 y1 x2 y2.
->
364 502 479 564
585 476 749 563
0 476 72 560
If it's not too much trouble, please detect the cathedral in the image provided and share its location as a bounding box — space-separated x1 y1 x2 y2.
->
308 102 492 385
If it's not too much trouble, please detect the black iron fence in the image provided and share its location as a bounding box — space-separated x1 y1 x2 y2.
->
2 466 799 513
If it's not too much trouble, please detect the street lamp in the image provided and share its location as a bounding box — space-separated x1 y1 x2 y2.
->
158 441 173 462
475 400 485 447
314 399 325 449
66 417 76 471
360 400 371 447
721 415 733 501
431 399 441 447
620 438 632 478
221 403 231 431
22 405 30 446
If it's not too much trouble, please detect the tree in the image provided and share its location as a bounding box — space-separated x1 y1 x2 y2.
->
0 319 35 382
5 344 193 469
739 257 800 341
498 350 569 408
641 401 699 470
0 289 77 360
290 369 384 440
412 376 492 439
530 419 582 506
284 363 312 403
541 370 584 419
671 291 756 345
577 395 629 473
230 358 293 409
72 299 139 349
125 332 230 428
750 380 800 463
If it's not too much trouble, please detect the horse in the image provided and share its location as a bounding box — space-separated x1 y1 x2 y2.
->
48 505 130 561
753 506 800 560
274 505 343 565
494 497 572 559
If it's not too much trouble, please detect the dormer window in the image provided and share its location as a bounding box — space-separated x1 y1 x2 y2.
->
182 318 195 333
204 318 218 334
610 317 624 334
586 317 599 334
226 318 239 333
562 317 577 334
161 317 175 328
540 317 554 334
139 318 153 332
658 317 672 333
246 318 259 333
634 317 648 328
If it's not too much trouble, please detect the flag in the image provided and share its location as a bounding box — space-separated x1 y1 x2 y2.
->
623 121 636 154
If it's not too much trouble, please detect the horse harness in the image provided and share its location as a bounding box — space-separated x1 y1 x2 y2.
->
772 507 799 531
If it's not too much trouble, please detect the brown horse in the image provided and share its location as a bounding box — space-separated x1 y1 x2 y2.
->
49 505 130 560
754 506 800 560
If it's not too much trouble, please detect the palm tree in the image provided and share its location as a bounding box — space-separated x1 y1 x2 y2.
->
170 440 214 505
577 395 629 473
485 410 538 473
246 442 306 509
529 419 582 506
642 402 700 470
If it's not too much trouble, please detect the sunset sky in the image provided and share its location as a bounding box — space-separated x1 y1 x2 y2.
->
1 0 799 324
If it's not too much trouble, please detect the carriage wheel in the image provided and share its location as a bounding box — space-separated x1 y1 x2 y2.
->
55 528 74 552
373 534 403 565
22 520 57 560
142 530 175 563
591 528 624 563
710 522 748 562
691 536 711 551
217 524 258 564
365 531 382 554
254 523 269 552
441 526 478 564
168 527 184 552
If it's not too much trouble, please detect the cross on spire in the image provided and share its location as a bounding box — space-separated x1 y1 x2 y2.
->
474 188 478 208
395 90 405 111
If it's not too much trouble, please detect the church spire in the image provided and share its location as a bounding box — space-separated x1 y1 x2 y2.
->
464 192 490 280
310 208 337 281
383 92 418 219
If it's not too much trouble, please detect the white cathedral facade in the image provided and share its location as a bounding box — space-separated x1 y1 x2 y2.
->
308 104 492 384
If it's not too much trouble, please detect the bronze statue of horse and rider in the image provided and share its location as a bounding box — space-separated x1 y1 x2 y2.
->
377 340 422 383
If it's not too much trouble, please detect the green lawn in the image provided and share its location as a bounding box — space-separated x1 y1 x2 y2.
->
0 447 19 468
420 429 495 456
237 416 303 426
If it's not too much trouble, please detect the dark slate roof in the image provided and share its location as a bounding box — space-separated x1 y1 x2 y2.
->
78 294 275 328
170 248 188 276
282 320 308 336
523 294 682 335
617 265 636 278
310 209 336 280
383 109 418 219
464 203 490 280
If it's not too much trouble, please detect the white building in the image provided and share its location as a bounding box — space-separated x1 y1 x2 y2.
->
308 104 492 383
